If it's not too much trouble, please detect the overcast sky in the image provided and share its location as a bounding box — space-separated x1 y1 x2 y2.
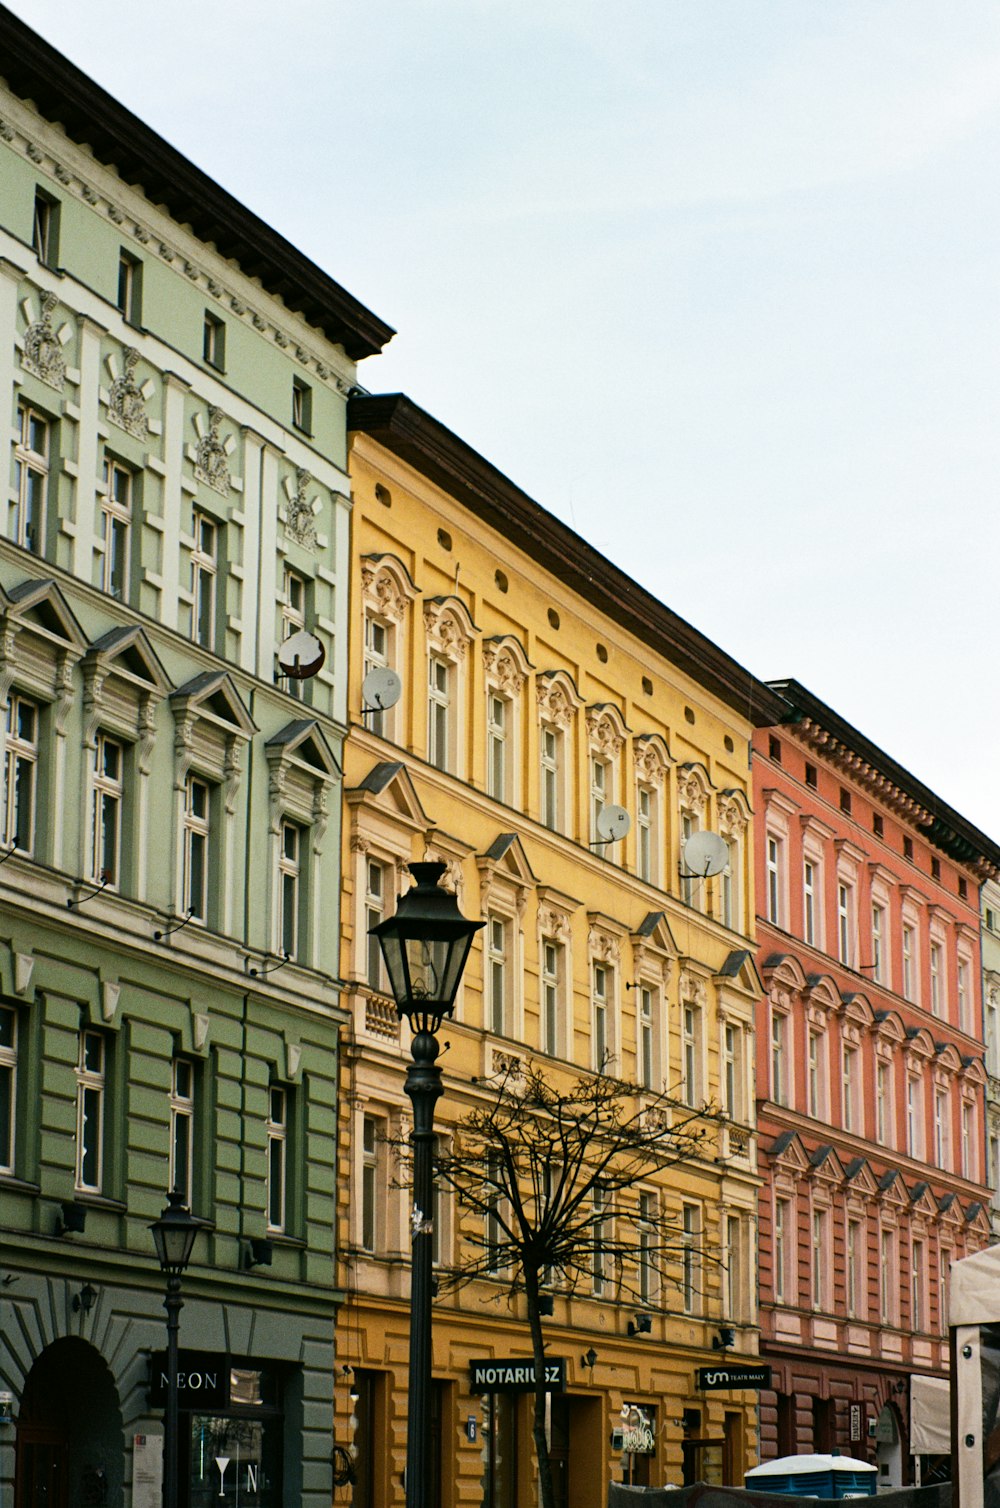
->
15 2 1000 838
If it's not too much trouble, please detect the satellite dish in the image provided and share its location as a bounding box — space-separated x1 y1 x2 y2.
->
361 666 402 713
277 630 325 680
596 804 632 843
683 829 729 878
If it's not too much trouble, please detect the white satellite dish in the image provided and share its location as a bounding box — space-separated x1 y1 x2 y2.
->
277 629 325 680
682 829 729 878
596 804 632 843
361 667 402 713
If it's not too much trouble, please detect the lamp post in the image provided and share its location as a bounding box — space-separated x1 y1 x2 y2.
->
150 1190 206 1508
371 861 483 1508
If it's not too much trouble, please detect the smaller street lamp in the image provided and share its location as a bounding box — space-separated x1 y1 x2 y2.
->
150 1190 207 1508
371 861 482 1508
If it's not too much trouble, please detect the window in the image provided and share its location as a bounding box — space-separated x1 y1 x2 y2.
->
873 813 884 838
962 1101 975 1180
117 249 142 324
929 941 943 1017
771 1009 787 1106
847 1219 862 1319
291 376 312 434
902 925 916 1002
842 1045 858 1133
808 1031 824 1119
934 1090 949 1169
487 692 509 803
541 939 562 1058
774 1198 791 1304
33 189 59 265
958 958 972 1033
12 404 49 554
169 1058 195 1202
486 1151 505 1274
203 310 226 370
837 883 853 966
488 915 511 1036
877 1061 892 1147
682 1002 701 1105
278 820 301 956
720 838 738 929
361 1114 381 1252
0 1004 17 1174
75 1030 105 1193
767 837 782 925
363 614 392 738
101 458 132 600
638 1191 656 1303
872 904 886 983
803 860 817 945
681 810 697 906
682 1203 701 1314
637 785 654 883
723 1023 740 1119
191 512 218 650
2 694 38 853
907 1075 923 1158
182 774 211 921
769 736 781 762
266 1086 288 1233
590 754 609 845
725 1214 744 1322
281 568 307 700
904 836 914 862
840 789 852 814
812 1208 828 1309
880 1227 896 1324
428 656 451 771
911 1239 925 1332
805 762 817 788
91 732 124 885
365 859 387 990
593 962 610 1068
540 724 561 831
638 986 655 1090
592 1183 609 1297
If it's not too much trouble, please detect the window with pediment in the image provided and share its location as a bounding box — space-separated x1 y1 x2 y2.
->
536 670 581 835
482 637 531 808
360 554 418 742
424 596 477 776
264 721 339 965
169 671 255 934
678 763 712 909
717 789 750 932
589 919 623 1072
633 735 670 889
631 911 675 1092
537 887 576 1061
587 704 628 858
679 966 708 1106
477 833 534 1042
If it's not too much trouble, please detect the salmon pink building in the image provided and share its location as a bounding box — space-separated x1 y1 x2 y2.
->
752 681 1000 1487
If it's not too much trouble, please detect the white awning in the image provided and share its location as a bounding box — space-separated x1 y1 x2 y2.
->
949 1242 1000 1326
909 1374 950 1455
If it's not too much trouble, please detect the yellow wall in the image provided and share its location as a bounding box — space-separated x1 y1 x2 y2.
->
336 427 765 1504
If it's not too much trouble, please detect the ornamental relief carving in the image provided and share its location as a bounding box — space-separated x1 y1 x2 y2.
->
282 468 319 552
193 407 232 496
361 563 409 625
679 967 707 1008
677 766 709 814
21 291 67 391
718 793 749 838
482 645 526 697
536 677 575 731
424 604 470 660
107 347 150 439
586 707 624 759
634 737 668 787
538 906 570 941
588 927 620 965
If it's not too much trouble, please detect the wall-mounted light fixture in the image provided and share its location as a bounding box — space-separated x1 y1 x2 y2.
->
244 1237 273 1270
57 1200 87 1236
628 1314 652 1336
537 1294 555 1317
713 1326 736 1351
581 1347 598 1370
72 1282 98 1314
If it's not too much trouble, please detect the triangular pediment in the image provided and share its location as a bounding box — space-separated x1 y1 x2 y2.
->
843 1157 878 1197
5 577 87 650
716 950 762 998
632 911 678 959
348 760 431 830
85 624 171 695
808 1143 846 1184
479 832 536 889
170 670 257 737
965 1202 991 1237
878 1168 908 1207
909 1181 939 1218
764 1130 809 1173
266 719 340 780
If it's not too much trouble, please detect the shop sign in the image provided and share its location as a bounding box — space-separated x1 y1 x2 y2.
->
696 1364 772 1391
613 1405 656 1455
148 1351 230 1409
850 1403 864 1442
469 1358 566 1393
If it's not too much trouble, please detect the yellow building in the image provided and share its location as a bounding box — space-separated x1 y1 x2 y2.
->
336 394 785 1507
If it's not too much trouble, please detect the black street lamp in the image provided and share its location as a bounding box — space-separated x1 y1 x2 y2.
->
371 861 482 1508
150 1190 206 1508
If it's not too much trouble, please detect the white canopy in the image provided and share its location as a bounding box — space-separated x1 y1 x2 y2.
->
949 1241 1000 1326
746 1456 877 1477
909 1374 950 1455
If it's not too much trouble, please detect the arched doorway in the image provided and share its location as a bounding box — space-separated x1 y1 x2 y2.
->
16 1337 124 1508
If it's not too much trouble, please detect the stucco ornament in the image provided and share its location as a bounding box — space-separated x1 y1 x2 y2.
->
194 407 231 495
284 468 319 552
108 347 149 440
21 291 66 391
589 925 621 965
361 562 409 624
424 603 470 660
536 675 575 731
677 765 709 816
586 706 625 759
679 966 708 1009
718 792 749 839
634 735 669 787
482 644 526 697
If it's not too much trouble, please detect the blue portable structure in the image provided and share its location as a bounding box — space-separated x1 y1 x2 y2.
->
745 1453 879 1498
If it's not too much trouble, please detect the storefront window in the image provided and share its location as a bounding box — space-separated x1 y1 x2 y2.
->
187 1367 283 1506
481 1393 517 1508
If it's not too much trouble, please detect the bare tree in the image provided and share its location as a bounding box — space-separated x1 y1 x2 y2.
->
423 1060 720 1508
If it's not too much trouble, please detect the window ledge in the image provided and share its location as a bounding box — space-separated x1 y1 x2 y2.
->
0 1174 40 1196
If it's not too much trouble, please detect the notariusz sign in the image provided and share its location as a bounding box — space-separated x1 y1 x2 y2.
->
697 1364 772 1391
470 1358 566 1393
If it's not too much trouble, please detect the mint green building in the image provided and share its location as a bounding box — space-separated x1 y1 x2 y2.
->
0 12 392 1506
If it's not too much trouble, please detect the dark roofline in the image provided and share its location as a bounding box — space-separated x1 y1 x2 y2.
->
770 678 1000 873
348 393 788 727
0 6 394 361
